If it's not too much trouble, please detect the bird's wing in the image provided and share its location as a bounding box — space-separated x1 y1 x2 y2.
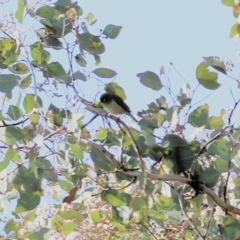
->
113 94 131 113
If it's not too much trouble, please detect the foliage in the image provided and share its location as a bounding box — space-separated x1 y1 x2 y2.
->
0 0 239 239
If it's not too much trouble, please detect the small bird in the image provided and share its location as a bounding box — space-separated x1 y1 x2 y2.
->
100 93 138 122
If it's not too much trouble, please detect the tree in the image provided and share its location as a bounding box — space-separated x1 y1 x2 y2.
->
0 0 240 239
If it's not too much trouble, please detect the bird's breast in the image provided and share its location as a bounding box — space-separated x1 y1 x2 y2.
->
103 100 126 115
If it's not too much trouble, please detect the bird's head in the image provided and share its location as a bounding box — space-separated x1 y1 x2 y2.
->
100 93 113 104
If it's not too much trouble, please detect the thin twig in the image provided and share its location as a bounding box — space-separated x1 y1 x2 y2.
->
172 187 204 240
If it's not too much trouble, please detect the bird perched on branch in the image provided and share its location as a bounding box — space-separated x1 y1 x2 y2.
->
100 93 138 122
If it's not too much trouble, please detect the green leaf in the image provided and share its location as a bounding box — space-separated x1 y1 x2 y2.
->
188 104 209 127
86 13 95 23
29 113 39 124
102 24 122 39
230 23 240 38
4 219 20 234
132 197 147 212
15 0 26 23
28 228 50 240
203 56 227 74
90 146 114 171
93 54 101 65
105 82 126 100
31 42 50 65
59 210 84 221
8 62 29 74
72 70 87 81
5 149 21 163
75 54 87 67
36 6 58 18
162 135 194 173
198 167 219 188
0 38 19 66
51 215 62 231
90 210 103 223
71 144 84 159
45 62 67 77
16 193 41 213
5 126 24 145
101 190 131 207
62 222 76 235
137 71 163 91
221 217 240 238
205 116 224 130
0 157 10 172
20 74 32 89
221 0 234 6
40 18 72 37
166 106 179 126
23 94 43 113
92 68 117 78
196 62 221 90
142 129 156 146
59 180 74 192
95 129 108 140
7 105 23 120
0 74 20 93
36 30 63 49
208 139 231 161
78 33 105 55
33 159 58 182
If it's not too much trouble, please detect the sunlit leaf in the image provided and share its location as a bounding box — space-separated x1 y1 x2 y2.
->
188 104 209 127
20 74 32 89
105 82 126 100
221 0 234 6
78 33 105 55
8 63 29 74
86 13 95 23
0 38 19 66
15 0 26 23
230 22 240 38
90 210 102 223
31 42 51 65
196 62 221 90
101 190 131 207
205 116 224 130
71 144 84 159
23 94 43 113
62 222 76 235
